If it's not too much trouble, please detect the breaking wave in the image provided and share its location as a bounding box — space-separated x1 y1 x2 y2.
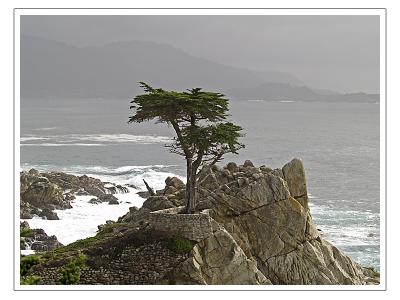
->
20 133 172 146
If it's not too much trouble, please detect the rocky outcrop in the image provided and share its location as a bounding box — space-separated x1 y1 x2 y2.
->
121 176 186 220
20 221 63 252
119 158 378 285
20 169 130 219
23 159 380 285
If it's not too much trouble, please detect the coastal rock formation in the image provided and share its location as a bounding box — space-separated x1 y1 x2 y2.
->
20 221 63 252
117 158 379 285
170 221 271 285
20 169 130 219
23 159 380 285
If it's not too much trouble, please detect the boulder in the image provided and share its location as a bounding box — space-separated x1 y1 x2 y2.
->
38 208 59 220
84 186 105 197
282 158 309 209
31 234 62 251
243 160 255 168
88 198 102 205
64 192 76 202
20 221 30 230
98 194 118 202
20 222 63 252
142 195 175 211
108 198 119 205
21 180 68 210
165 177 185 189
226 162 239 173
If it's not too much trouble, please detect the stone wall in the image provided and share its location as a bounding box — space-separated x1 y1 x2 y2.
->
30 241 189 285
147 208 213 242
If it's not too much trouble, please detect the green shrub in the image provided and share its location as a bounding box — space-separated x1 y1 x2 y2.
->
59 253 86 285
20 255 41 276
21 275 41 285
167 235 193 254
20 228 34 237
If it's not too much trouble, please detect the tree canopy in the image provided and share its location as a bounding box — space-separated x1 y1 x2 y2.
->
129 82 244 213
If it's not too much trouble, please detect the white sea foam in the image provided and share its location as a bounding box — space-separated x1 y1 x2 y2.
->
33 127 58 131
23 191 144 245
21 143 105 147
309 202 380 249
20 136 52 142
279 100 295 103
20 165 186 247
20 133 172 146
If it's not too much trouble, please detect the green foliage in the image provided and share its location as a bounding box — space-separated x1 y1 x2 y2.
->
21 275 41 285
167 235 193 254
20 228 34 237
129 83 244 164
59 253 86 285
20 255 41 276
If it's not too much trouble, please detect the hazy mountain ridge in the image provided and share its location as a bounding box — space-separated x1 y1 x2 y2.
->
21 35 379 102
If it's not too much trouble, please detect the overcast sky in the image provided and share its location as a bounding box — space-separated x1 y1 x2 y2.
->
20 15 380 93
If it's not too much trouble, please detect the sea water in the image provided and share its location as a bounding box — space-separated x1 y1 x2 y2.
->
20 98 380 270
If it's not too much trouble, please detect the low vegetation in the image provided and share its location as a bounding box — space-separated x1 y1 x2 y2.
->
20 228 34 237
54 236 100 255
20 255 41 277
59 253 86 285
167 235 194 254
21 275 41 285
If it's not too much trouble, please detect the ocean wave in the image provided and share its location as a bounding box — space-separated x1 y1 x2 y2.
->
20 133 173 146
21 143 105 147
32 127 58 131
20 136 52 142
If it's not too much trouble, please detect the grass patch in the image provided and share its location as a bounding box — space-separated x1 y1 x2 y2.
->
167 235 193 254
59 253 86 285
21 275 41 285
20 255 41 276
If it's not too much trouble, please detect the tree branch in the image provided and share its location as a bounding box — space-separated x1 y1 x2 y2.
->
170 120 191 158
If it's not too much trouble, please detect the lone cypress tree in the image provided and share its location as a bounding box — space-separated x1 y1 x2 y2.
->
129 82 244 213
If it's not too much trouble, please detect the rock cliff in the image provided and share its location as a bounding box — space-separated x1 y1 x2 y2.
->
22 159 380 285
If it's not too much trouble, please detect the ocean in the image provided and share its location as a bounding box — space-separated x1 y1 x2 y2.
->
20 97 380 270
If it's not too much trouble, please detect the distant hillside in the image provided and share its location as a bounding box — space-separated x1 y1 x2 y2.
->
226 82 320 101
20 35 379 102
226 84 379 103
21 35 302 99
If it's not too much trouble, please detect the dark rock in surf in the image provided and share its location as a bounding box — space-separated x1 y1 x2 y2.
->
108 198 119 205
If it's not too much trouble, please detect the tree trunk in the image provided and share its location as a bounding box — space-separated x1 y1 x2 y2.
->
185 159 197 214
